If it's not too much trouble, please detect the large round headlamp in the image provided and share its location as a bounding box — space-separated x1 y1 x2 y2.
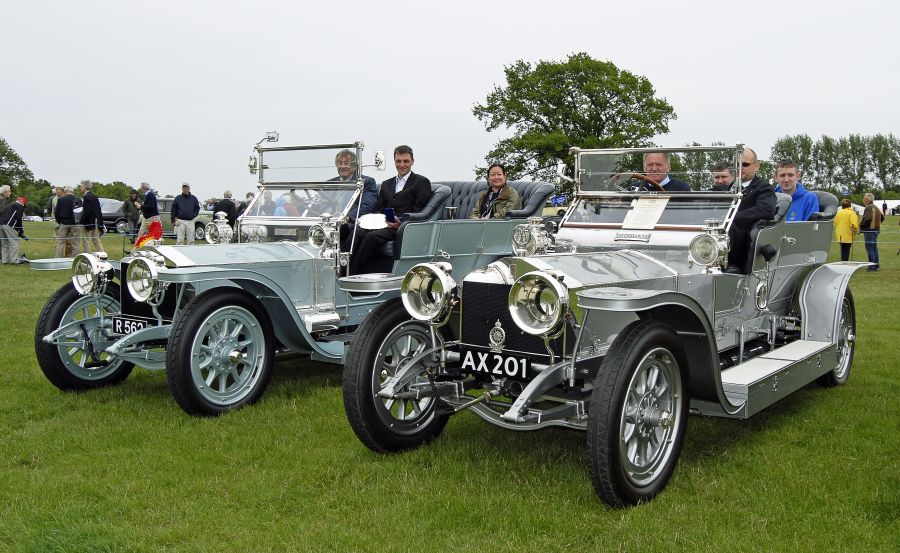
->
509 271 568 336
71 253 112 295
126 257 160 303
401 262 456 322
689 233 722 266
308 224 327 248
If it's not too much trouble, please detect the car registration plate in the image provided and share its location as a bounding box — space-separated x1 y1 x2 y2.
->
460 349 531 381
111 315 150 335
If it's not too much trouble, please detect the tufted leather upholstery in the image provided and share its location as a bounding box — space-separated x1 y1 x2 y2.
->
376 180 554 263
772 192 792 223
809 191 839 221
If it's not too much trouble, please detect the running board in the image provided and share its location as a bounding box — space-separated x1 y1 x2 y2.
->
720 340 836 419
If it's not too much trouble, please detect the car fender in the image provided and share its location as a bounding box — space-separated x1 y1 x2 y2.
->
576 286 742 414
798 262 869 343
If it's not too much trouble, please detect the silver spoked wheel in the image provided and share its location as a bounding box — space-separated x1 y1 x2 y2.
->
115 219 129 234
194 224 205 241
619 346 684 488
57 293 127 380
189 305 266 407
371 321 439 435
834 296 854 380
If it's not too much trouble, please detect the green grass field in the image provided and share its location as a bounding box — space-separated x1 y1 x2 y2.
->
1 221 897 552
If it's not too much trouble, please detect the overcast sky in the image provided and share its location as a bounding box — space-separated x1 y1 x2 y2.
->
2 0 897 200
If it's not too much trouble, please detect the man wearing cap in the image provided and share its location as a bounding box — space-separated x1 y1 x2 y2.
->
0 196 27 264
123 188 141 243
79 180 105 253
133 181 160 248
171 182 200 245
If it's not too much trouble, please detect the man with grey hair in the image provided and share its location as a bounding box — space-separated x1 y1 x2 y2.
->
171 182 200 245
55 185 80 257
860 192 882 271
0 185 12 212
643 152 691 191
79 179 105 253
134 181 160 248
213 189 238 228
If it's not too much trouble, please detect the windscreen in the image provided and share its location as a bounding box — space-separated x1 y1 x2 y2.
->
259 145 363 184
243 186 358 218
578 149 741 193
567 196 733 227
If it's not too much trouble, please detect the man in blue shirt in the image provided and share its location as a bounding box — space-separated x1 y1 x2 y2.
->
774 160 818 222
171 182 201 245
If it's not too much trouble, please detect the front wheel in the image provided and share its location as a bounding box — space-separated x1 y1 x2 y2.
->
34 282 134 390
166 290 274 416
587 320 688 508
818 289 855 387
342 298 449 453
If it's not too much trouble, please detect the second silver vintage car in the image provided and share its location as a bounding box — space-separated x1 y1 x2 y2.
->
33 139 554 416
342 144 866 508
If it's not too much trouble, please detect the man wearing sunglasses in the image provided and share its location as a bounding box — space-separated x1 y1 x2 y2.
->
725 147 776 274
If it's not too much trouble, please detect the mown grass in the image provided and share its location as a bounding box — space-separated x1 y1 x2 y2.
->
1 221 897 552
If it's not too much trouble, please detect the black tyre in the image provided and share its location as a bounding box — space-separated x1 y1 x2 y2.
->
115 218 129 234
817 289 855 387
587 320 688 508
194 223 206 241
166 290 274 416
35 282 134 390
343 298 449 453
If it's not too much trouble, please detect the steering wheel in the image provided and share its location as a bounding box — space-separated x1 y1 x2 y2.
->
607 172 664 192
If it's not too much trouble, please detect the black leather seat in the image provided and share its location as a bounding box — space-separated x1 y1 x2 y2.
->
809 191 839 221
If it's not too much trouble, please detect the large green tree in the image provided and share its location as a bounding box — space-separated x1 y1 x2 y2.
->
867 133 900 190
770 134 815 182
473 53 676 184
0 136 35 189
835 134 871 193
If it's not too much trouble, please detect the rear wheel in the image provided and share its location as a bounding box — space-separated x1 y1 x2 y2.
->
818 289 855 387
115 218 129 234
194 223 206 241
343 298 449 453
587 320 688 508
35 282 134 390
166 290 273 416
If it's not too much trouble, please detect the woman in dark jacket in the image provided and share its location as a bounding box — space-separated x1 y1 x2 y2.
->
470 163 521 219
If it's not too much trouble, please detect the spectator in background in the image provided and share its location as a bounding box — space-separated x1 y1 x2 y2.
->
860 192 881 271
213 190 238 227
79 180 105 253
50 186 63 236
0 185 12 212
55 186 79 257
710 162 735 191
123 188 141 243
171 182 200 245
134 181 160 248
882 201 888 216
833 199 858 262
0 196 27 264
237 191 254 217
774 160 818 222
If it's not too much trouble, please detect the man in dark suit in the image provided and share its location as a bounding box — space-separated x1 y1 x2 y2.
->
213 190 239 228
725 147 776 273
348 145 432 274
79 180 105 253
333 149 379 251
643 152 691 191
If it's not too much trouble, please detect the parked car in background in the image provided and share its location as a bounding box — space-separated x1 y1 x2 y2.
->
342 144 864 508
25 215 44 222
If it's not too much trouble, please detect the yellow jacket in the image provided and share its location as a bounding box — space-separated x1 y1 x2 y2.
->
833 207 859 243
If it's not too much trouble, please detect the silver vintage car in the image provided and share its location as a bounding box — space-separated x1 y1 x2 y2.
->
342 144 865 507
33 140 554 416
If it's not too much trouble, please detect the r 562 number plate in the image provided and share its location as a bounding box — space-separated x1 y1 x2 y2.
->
112 316 149 335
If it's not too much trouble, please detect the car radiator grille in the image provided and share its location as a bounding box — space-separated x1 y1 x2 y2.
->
460 282 567 360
